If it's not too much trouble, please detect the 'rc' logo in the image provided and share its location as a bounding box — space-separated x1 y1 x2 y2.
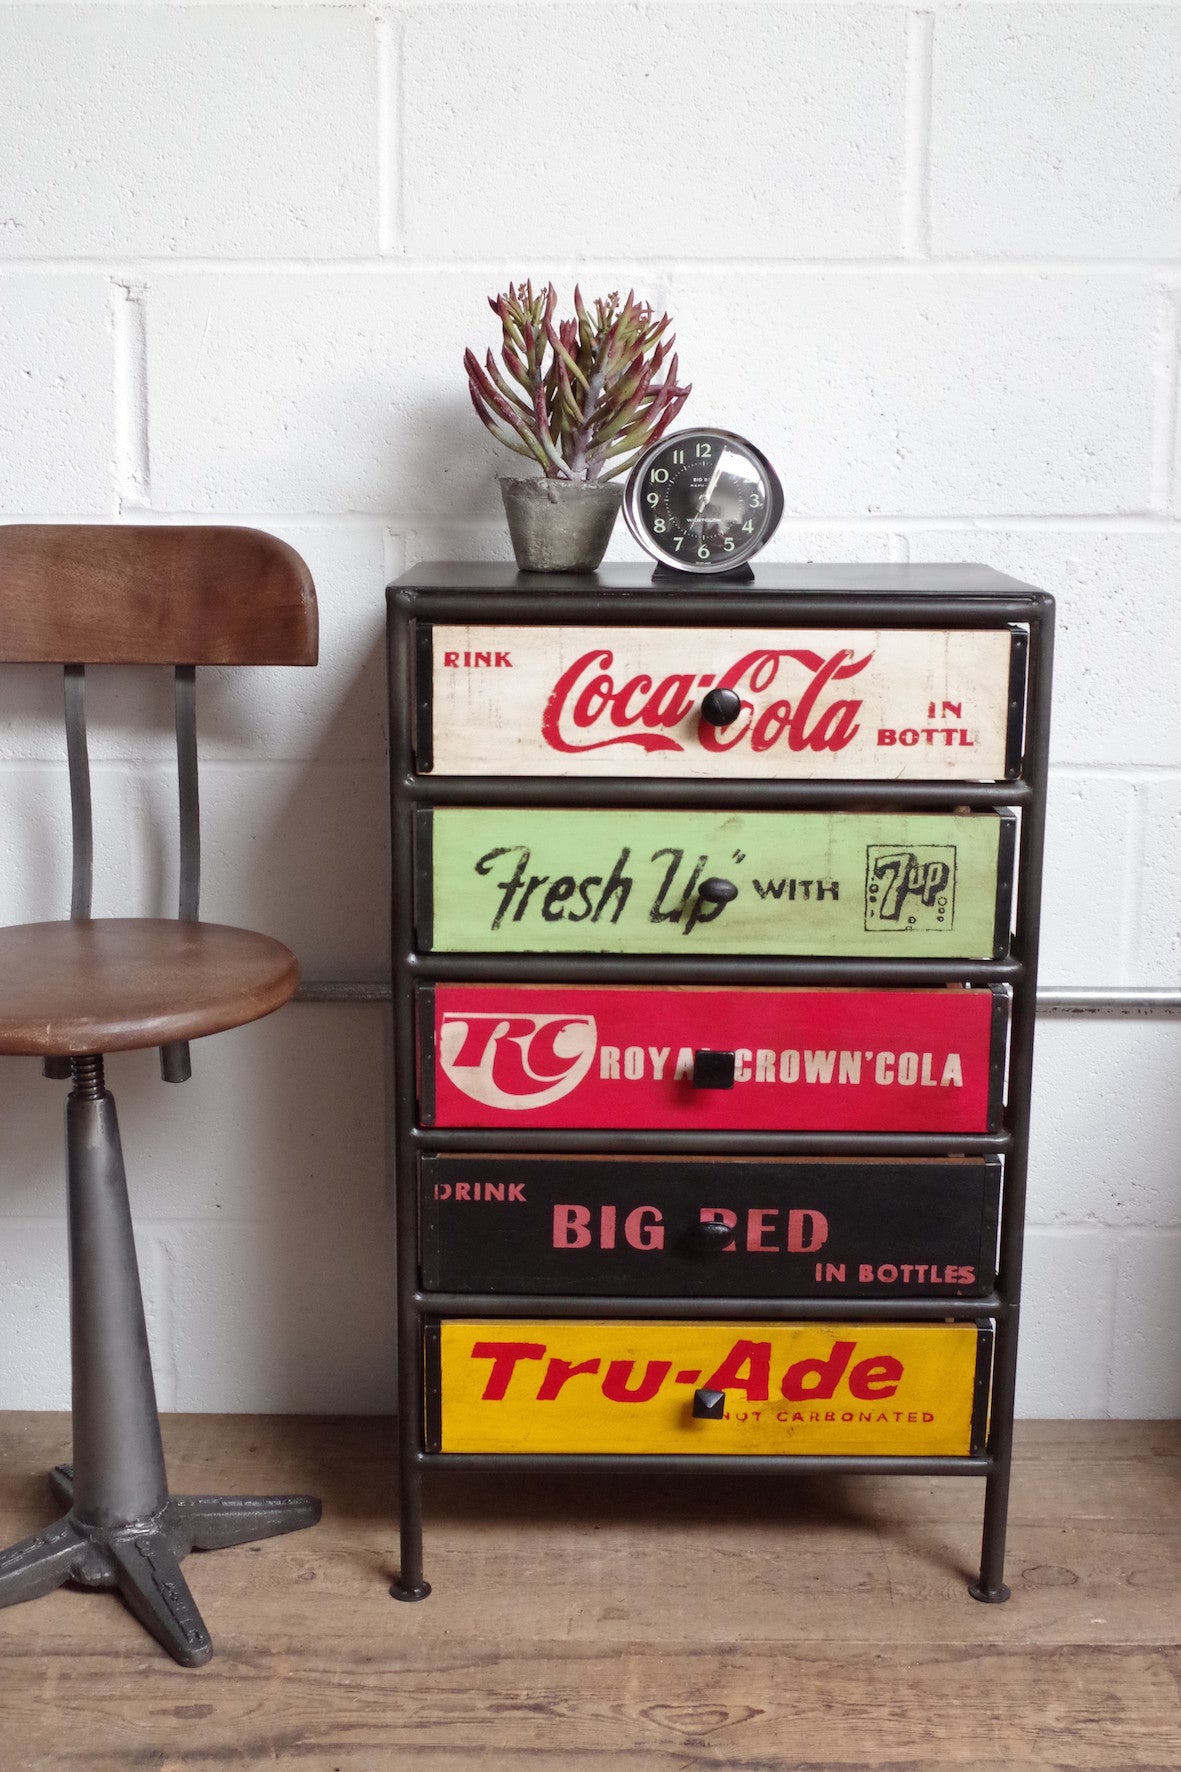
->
439 1012 597 1111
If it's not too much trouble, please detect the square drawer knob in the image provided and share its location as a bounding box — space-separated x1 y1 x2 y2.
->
692 1388 727 1420
692 1049 736 1089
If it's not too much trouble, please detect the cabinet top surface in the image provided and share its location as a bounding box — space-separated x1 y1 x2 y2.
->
389 561 1047 601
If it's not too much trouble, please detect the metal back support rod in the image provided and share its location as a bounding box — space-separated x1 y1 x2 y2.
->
42 667 97 1081
160 666 200 1082
54 662 201 1082
64 665 92 921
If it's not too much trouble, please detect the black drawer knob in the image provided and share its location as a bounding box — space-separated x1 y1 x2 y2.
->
689 1218 735 1255
700 687 742 726
692 1388 726 1420
692 1049 736 1089
698 877 738 905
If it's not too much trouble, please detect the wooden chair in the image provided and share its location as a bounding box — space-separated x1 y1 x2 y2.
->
0 525 322 1666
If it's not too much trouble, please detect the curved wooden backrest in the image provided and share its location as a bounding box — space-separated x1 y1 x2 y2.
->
0 525 317 665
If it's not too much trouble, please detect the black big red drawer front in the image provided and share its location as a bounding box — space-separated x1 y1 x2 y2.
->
420 1155 1001 1299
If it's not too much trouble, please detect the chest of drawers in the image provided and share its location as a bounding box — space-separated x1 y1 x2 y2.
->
386 561 1053 1604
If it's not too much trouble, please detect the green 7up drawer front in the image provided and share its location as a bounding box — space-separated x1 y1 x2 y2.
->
418 807 1015 959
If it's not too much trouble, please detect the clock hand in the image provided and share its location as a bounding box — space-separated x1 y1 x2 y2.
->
686 458 728 526
696 457 726 512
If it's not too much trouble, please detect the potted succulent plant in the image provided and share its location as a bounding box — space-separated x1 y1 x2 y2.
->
464 281 690 571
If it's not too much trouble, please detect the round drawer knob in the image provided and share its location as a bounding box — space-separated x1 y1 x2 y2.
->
700 687 741 726
698 877 738 905
690 1219 735 1255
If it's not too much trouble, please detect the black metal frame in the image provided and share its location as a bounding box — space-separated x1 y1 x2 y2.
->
386 563 1054 1606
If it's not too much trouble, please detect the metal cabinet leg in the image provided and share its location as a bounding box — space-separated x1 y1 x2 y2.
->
391 1434 430 1601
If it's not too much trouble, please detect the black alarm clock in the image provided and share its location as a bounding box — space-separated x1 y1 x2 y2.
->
623 427 784 579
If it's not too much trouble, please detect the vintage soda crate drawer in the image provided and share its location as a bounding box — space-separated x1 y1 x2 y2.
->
418 807 1015 959
417 624 1026 780
419 984 1006 1134
419 1154 1001 1298
425 1319 992 1457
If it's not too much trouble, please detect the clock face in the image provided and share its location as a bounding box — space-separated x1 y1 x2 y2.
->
623 429 784 575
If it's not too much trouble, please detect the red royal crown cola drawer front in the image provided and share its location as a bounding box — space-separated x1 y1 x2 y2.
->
419 624 1026 780
419 985 1005 1134
426 1319 993 1457
420 1154 1001 1298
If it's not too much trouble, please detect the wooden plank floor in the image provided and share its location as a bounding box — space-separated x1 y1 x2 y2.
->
0 1415 1178 1771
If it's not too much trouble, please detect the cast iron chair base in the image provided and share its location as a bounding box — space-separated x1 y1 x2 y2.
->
0 1060 322 1667
0 1466 322 1667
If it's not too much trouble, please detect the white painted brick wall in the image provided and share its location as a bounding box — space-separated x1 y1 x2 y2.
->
0 0 1178 1420
930 6 1181 258
400 5 909 259
0 7 380 258
0 279 114 512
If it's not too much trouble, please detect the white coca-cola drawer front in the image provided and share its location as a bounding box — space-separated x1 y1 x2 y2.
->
419 625 1025 780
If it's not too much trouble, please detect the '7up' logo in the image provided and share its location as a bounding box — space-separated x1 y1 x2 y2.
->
864 847 956 931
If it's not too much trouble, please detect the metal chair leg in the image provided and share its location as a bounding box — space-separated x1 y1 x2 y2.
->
0 1516 89 1607
0 1059 321 1666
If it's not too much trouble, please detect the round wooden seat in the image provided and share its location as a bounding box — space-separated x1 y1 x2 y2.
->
0 919 299 1056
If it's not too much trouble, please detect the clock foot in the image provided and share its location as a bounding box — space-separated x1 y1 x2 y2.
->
651 562 756 585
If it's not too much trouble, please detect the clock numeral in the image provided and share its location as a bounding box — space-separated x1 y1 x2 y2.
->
742 519 754 533
695 442 713 459
673 536 685 551
723 537 735 552
651 468 669 484
646 491 660 507
749 492 763 508
697 544 710 560
653 518 666 533
672 449 685 465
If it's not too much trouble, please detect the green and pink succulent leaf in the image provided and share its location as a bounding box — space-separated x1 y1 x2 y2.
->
465 281 691 481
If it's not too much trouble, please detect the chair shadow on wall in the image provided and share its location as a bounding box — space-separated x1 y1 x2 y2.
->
0 526 395 1662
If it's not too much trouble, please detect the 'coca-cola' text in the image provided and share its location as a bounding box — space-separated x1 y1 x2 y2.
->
540 646 873 756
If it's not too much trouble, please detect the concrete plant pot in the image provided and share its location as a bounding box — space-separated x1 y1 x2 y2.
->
499 476 623 573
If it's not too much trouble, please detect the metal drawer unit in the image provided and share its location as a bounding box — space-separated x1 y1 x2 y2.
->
386 561 1053 1605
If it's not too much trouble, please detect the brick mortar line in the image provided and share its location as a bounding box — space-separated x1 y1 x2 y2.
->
4 512 1181 531
142 1227 180 1412
375 4 398 256
0 1 1159 8
1118 785 1148 981
108 279 151 515
1047 765 1181 778
1150 287 1180 516
1 258 1179 276
902 9 934 259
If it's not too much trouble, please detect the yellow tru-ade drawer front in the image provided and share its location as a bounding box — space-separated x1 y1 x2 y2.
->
428 1320 991 1458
